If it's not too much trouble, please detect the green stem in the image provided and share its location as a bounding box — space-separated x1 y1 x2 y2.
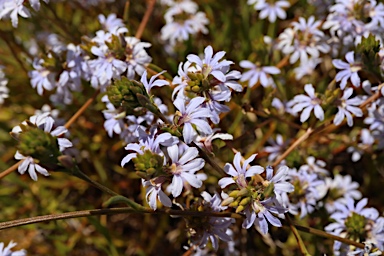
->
286 214 311 256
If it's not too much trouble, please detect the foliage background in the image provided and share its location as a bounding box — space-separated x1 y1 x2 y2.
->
0 0 383 255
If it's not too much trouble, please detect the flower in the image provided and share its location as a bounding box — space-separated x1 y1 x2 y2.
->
264 134 287 162
29 58 57 95
248 0 290 23
14 152 50 181
98 13 128 35
264 166 294 202
189 192 233 251
299 156 328 175
121 128 178 166
325 198 380 255
0 67 9 105
140 70 169 93
278 16 330 64
323 174 362 213
218 152 264 188
290 84 324 122
239 60 280 88
242 197 286 234
333 88 363 126
333 51 362 89
160 2 209 46
142 178 172 210
173 97 213 144
166 144 205 197
281 168 324 218
0 241 26 256
88 44 127 90
0 0 31 27
12 113 73 181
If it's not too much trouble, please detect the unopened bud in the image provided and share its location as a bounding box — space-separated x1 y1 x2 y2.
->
228 190 239 198
239 197 251 206
221 197 234 206
237 187 249 197
236 205 245 213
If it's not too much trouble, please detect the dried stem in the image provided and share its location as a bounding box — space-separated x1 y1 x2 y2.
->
135 0 156 39
64 89 100 129
285 214 311 256
293 223 365 249
0 160 23 180
272 128 313 167
0 207 242 230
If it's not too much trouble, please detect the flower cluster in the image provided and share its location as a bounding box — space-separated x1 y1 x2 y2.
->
160 0 209 47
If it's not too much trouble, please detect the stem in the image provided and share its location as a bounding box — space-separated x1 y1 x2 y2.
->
135 0 156 39
0 207 242 230
286 214 311 256
0 32 29 75
0 206 368 251
0 160 22 180
293 223 365 249
64 89 100 129
272 128 313 167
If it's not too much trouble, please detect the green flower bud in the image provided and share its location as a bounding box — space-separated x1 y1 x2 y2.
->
107 77 147 114
239 197 251 206
221 197 234 206
132 150 164 179
345 212 367 241
236 205 245 213
17 124 61 167
228 190 239 198
229 200 239 208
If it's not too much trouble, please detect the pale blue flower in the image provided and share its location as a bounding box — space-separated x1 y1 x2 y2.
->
248 0 290 23
242 198 286 234
174 97 212 144
218 152 264 188
194 192 233 251
291 84 324 123
240 60 280 88
333 51 362 89
140 70 169 93
121 128 178 166
0 241 26 256
29 58 57 95
98 13 128 35
142 178 172 210
333 88 363 126
166 144 205 197
0 0 31 27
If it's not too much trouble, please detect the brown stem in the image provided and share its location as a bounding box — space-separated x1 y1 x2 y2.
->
272 128 313 168
0 160 23 180
135 0 156 39
0 207 242 230
286 214 311 256
293 223 365 249
64 89 100 129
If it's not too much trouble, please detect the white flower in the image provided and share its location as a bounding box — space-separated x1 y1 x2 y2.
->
248 0 290 23
240 60 280 88
0 0 31 27
333 51 362 89
290 84 324 123
166 144 205 197
0 241 26 256
218 152 264 188
333 88 363 126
